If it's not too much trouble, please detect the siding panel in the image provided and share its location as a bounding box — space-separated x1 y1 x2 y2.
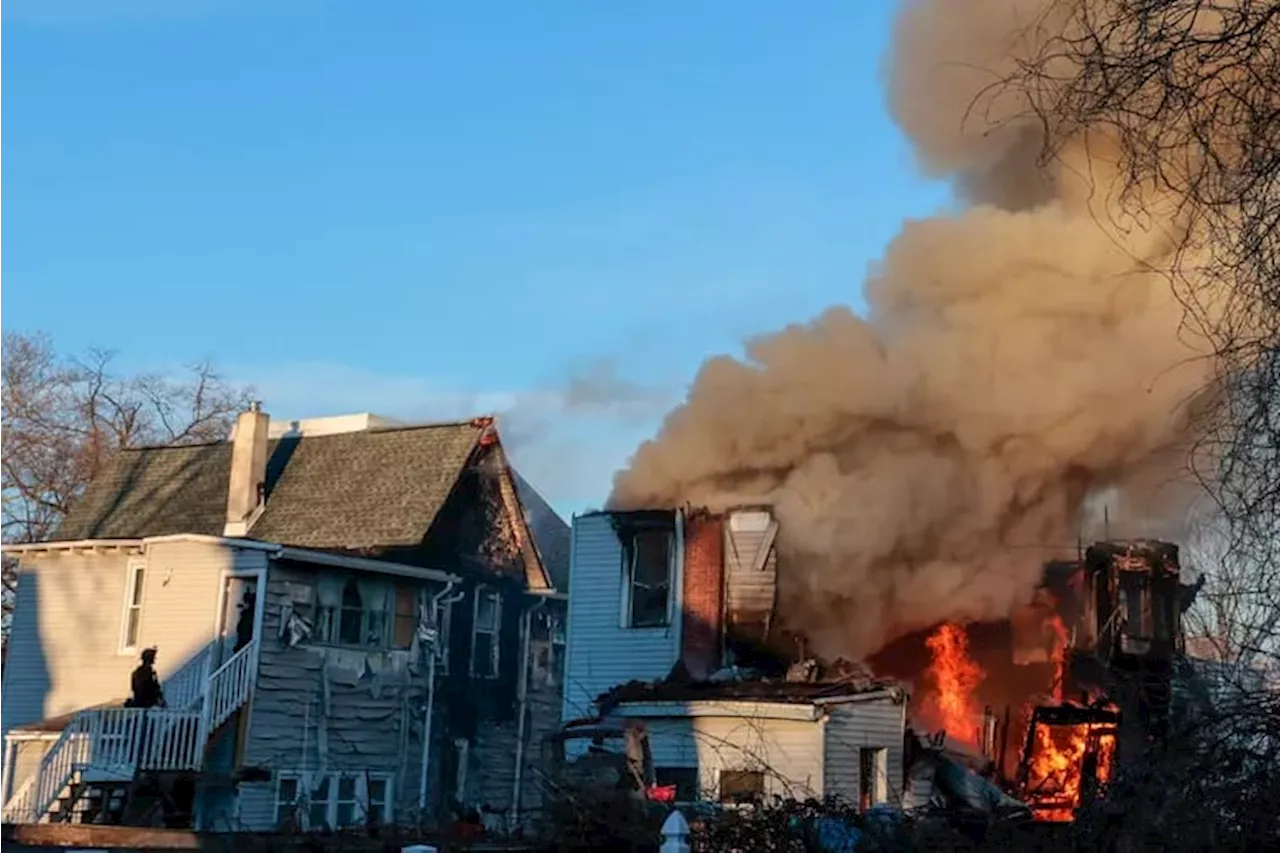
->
625 712 824 801
238 563 436 830
561 514 683 723
2 541 251 737
823 698 908 806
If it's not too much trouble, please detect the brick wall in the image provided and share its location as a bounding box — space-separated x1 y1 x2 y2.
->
681 514 724 680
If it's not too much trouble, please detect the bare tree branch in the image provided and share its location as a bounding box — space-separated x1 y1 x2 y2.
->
1 331 253 649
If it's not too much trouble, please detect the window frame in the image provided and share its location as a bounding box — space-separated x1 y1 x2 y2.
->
718 768 766 805
274 771 393 830
118 556 148 655
469 585 502 679
858 747 888 809
391 584 418 650
622 528 675 629
310 574 425 653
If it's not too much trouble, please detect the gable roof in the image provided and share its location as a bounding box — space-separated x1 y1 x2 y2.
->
54 419 571 587
512 469 571 591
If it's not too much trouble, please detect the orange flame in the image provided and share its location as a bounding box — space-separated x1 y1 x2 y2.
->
1024 720 1116 822
922 623 986 743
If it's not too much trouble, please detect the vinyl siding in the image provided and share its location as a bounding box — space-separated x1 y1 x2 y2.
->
823 698 908 806
626 710 825 801
1 541 261 738
561 514 684 723
236 562 437 830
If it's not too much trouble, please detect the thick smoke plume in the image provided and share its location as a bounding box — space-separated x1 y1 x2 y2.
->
610 0 1229 658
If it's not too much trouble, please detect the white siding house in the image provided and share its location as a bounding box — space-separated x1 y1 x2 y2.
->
1 411 572 831
604 688 908 807
560 511 685 722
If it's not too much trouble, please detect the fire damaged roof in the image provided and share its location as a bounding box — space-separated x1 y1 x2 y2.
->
598 674 907 711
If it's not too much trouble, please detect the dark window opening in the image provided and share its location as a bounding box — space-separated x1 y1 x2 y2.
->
628 529 672 628
719 769 765 804
338 580 364 645
656 767 699 802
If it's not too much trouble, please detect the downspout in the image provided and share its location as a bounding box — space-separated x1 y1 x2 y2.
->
510 597 548 830
419 582 465 814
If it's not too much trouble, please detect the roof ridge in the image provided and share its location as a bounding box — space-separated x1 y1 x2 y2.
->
118 439 227 452
365 415 495 434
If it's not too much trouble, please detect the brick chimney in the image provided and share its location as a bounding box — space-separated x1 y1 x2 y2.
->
224 401 269 537
680 512 725 680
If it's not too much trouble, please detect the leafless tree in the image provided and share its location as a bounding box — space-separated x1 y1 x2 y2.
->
1 331 252 646
987 0 1280 845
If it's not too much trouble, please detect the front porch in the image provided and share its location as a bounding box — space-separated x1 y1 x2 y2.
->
1 639 259 827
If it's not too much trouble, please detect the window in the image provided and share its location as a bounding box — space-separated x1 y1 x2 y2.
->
655 767 699 803
625 529 673 628
719 769 765 804
392 585 417 649
858 748 888 809
315 575 396 649
365 777 389 824
274 776 298 827
530 612 567 687
275 772 392 829
119 558 147 652
470 587 501 678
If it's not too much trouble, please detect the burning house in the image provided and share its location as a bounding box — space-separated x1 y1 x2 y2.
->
872 538 1206 824
555 495 1212 827
557 507 912 809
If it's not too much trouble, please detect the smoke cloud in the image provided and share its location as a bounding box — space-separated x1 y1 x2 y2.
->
609 0 1225 657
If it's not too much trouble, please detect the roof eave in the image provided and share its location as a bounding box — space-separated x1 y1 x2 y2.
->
274 546 460 584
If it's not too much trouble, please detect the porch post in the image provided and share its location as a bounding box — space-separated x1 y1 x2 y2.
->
1 734 15 804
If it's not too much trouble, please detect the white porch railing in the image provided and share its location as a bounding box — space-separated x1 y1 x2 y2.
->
204 638 259 733
165 645 214 711
2 639 259 825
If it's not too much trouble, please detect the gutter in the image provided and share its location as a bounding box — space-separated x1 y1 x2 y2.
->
510 597 549 830
5 535 458 583
275 547 457 584
420 583 466 814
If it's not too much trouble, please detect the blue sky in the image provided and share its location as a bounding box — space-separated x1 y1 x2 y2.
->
4 0 949 516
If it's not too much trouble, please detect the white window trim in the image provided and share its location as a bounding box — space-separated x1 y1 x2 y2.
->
469 586 501 679
859 747 889 806
274 771 393 830
118 556 148 655
620 529 675 629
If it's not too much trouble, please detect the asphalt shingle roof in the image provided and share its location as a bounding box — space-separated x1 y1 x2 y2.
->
55 421 570 579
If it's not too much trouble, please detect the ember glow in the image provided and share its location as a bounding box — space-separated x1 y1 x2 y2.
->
1023 720 1117 822
921 623 986 744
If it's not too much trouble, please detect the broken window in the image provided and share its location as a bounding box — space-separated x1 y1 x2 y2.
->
338 580 365 644
626 529 673 628
470 586 501 678
313 574 404 650
719 769 765 804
